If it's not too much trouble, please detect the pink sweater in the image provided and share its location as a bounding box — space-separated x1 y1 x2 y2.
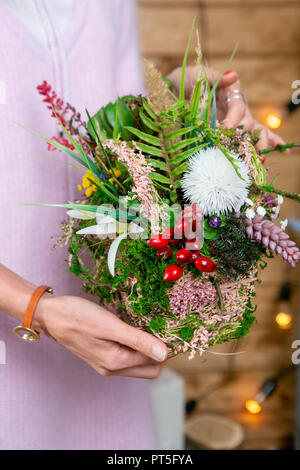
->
0 0 157 450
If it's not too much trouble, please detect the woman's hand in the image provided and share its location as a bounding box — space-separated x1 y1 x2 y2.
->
167 66 287 152
35 294 168 379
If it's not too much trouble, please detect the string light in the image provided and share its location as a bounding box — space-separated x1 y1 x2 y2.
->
275 312 292 329
265 99 299 130
275 282 292 330
245 399 261 415
245 378 277 415
266 113 282 129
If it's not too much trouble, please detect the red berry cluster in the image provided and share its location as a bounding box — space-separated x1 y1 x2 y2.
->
149 219 216 282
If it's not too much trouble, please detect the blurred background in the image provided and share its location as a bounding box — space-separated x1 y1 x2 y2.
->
137 0 300 450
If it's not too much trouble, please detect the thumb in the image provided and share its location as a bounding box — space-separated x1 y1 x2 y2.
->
112 320 169 362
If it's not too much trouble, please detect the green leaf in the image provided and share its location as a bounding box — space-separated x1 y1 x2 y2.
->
113 97 119 139
179 17 196 100
172 162 189 177
136 142 163 157
86 109 117 185
124 127 161 146
164 125 199 141
204 228 218 239
16 122 102 178
25 203 138 221
190 78 202 118
211 86 217 130
146 159 166 171
169 143 208 165
139 110 159 132
150 173 170 185
166 136 201 153
142 98 157 120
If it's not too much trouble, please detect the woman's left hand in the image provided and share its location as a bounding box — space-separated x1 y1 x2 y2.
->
167 66 288 152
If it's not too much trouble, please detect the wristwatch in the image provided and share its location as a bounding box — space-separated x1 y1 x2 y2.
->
13 285 53 342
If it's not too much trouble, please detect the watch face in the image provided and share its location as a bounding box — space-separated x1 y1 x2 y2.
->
13 326 40 342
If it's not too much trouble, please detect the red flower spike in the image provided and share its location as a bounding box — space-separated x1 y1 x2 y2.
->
176 249 192 265
149 234 169 249
174 220 191 240
156 246 173 260
190 252 200 262
194 256 216 273
163 265 183 282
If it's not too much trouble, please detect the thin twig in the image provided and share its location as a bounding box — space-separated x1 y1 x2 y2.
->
258 142 300 155
251 182 300 203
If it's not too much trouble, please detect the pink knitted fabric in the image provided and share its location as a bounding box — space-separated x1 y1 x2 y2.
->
0 0 158 450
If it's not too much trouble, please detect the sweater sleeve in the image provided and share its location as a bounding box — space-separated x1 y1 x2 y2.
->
115 0 145 96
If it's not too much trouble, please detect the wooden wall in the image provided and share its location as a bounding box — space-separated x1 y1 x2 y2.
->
137 0 300 449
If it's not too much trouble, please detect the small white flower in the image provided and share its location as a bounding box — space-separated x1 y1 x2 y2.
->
256 206 266 217
277 195 284 205
280 218 288 230
244 198 254 206
245 208 256 219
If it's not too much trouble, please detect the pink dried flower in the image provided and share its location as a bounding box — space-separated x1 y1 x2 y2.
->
244 215 300 267
103 140 163 232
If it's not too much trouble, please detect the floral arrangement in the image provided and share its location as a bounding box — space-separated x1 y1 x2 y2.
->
30 33 300 359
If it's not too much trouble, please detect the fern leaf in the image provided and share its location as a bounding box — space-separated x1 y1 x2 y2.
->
166 136 202 153
150 172 170 185
172 162 189 177
136 142 163 157
169 143 208 166
146 159 167 171
142 99 157 120
125 127 161 146
139 110 159 132
164 125 199 141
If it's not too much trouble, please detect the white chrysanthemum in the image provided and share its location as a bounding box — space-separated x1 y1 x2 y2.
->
181 147 250 215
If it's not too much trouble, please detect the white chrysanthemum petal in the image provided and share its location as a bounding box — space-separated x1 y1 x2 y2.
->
181 147 250 215
244 198 254 206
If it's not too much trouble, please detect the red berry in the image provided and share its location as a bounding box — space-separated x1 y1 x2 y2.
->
163 265 183 282
174 220 190 240
156 246 173 260
185 239 201 251
194 256 216 273
176 249 192 265
190 252 200 262
149 234 169 249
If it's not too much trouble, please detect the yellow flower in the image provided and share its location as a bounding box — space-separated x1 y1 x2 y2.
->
82 176 90 188
109 168 122 179
85 187 94 198
77 170 98 197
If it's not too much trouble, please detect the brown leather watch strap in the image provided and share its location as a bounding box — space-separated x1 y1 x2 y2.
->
23 285 53 329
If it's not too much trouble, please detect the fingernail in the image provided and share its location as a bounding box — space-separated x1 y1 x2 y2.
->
224 70 234 75
152 344 167 362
